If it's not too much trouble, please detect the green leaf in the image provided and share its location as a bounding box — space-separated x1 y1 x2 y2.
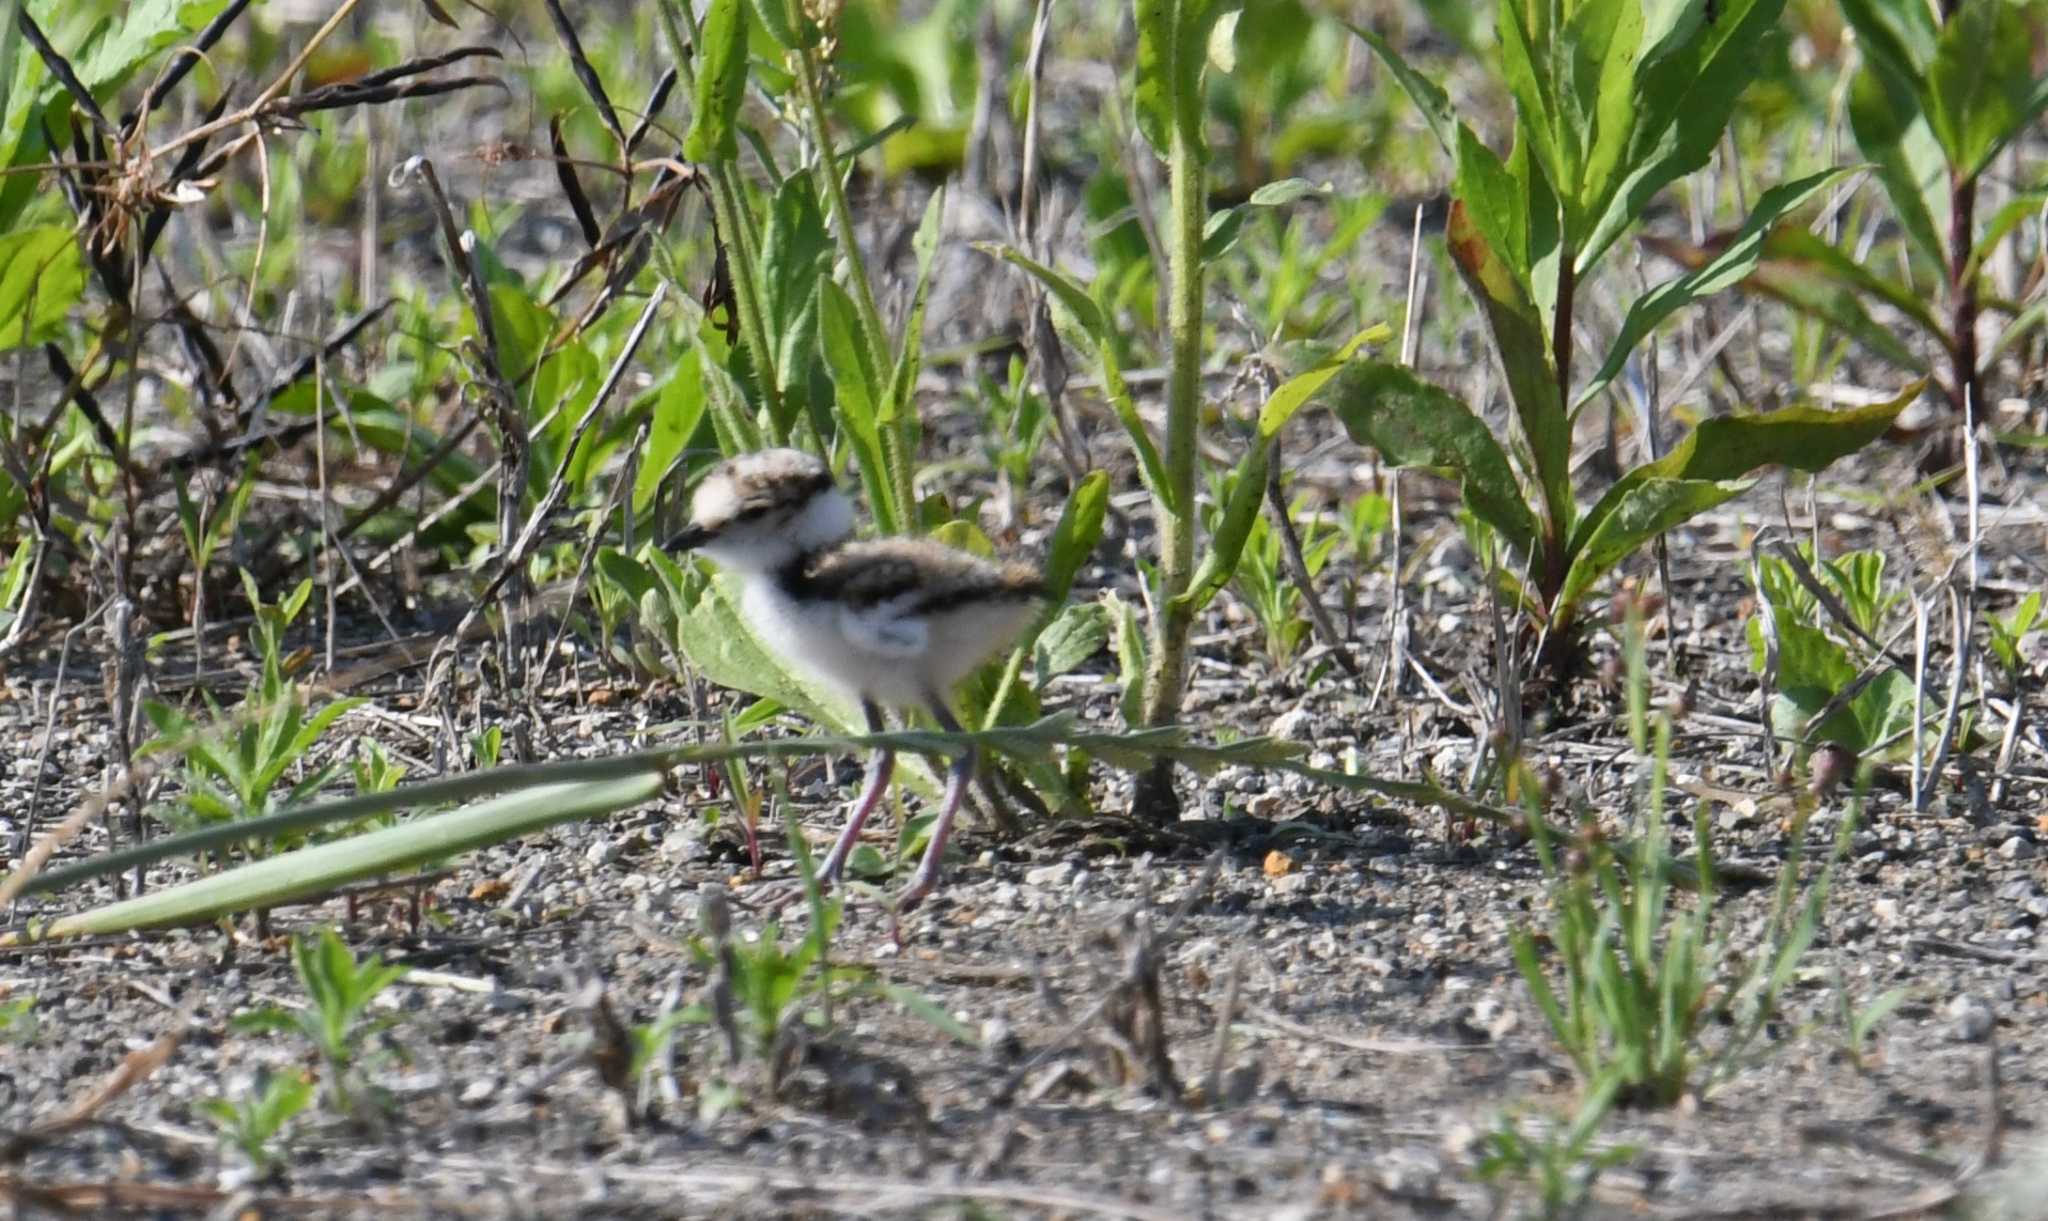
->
1453 123 1529 277
1924 0 2040 182
77 0 230 90
976 243 1106 339
683 0 750 163
1642 387 1918 483
1341 20 1455 154
1443 200 1570 537
32 774 667 938
1134 0 1244 161
1322 360 1539 557
634 352 706 513
1043 470 1109 602
1847 63 1948 268
1573 388 1915 574
0 227 84 349
1739 228 1940 366
1557 476 1750 613
1578 166 1854 408
1201 177 1332 262
1577 0 1791 276
674 570 861 732
1036 601 1110 677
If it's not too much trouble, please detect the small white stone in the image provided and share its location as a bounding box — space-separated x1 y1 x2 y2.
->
1024 861 1075 888
1873 898 1902 926
1997 836 2034 861
1269 707 1313 740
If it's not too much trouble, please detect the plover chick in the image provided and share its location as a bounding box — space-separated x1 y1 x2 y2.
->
666 448 1043 911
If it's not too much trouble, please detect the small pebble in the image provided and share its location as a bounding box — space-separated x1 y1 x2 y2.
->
1024 861 1075 888
1998 836 2034 861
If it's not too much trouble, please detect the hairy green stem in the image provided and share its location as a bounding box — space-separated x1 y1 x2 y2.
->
791 38 916 530
1138 114 1205 736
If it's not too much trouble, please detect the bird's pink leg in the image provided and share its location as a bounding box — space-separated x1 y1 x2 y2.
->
816 699 890 887
896 697 973 914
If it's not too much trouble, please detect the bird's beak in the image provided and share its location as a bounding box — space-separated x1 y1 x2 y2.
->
664 522 712 552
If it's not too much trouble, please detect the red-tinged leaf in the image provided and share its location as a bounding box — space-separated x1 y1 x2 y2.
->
1445 199 1571 539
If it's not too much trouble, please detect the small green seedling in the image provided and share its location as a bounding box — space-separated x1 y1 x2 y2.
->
1988 592 2044 685
1477 1074 1635 1219
0 995 36 1043
233 928 408 1117
199 1070 316 1176
143 576 362 850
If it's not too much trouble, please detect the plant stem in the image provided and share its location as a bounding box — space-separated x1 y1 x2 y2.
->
791 39 916 530
1135 108 1205 813
1945 168 1979 452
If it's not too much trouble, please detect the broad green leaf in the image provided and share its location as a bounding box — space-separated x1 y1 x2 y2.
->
1565 0 1643 223
1179 326 1388 613
30 774 667 938
1444 199 1570 538
1256 324 1386 435
1572 388 1916 564
1341 20 1455 154
1924 0 2038 182
1577 0 1790 276
1837 0 1938 104
1744 228 1942 359
1044 469 1109 601
1642 388 1918 483
1496 0 1570 229
1134 0 1244 161
0 227 84 349
1323 360 1539 556
1453 123 1528 277
1847 63 1948 268
1036 601 1110 677
683 0 749 162
634 351 706 513
76 0 229 90
818 280 893 533
1558 476 1750 614
1579 167 1854 408
759 176 831 436
673 569 860 733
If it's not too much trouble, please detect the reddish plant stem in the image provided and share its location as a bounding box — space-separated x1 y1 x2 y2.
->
1947 170 1980 429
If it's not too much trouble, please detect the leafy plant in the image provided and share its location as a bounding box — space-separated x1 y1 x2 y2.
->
142 576 363 848
1476 1075 1635 1219
1748 546 1920 764
1683 0 2048 457
1837 982 1909 1071
1205 476 1337 669
233 928 408 1117
1988 591 2044 685
199 1069 315 1176
1513 603 1846 1107
1340 2 1911 667
0 994 35 1043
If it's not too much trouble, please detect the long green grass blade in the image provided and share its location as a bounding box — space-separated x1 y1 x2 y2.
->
21 773 666 940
